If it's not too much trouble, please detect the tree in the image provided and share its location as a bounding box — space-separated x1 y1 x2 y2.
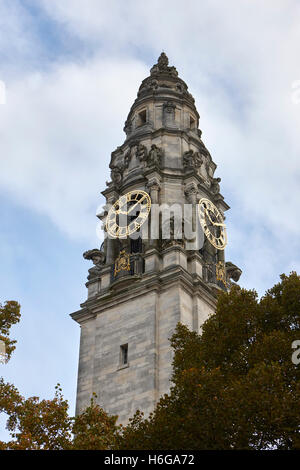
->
72 394 118 450
0 301 21 363
119 273 300 450
2 273 300 450
0 300 118 450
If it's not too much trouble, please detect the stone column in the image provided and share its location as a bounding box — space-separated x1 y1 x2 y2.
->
184 182 198 250
146 176 161 249
104 191 119 264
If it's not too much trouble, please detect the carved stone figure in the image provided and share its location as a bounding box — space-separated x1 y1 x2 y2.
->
184 182 198 203
110 167 123 187
123 141 138 168
124 150 131 168
211 177 221 195
123 120 132 135
150 52 178 78
148 144 162 167
183 150 202 171
183 150 194 169
225 262 242 283
83 249 105 265
194 152 202 167
164 101 175 114
136 143 148 162
83 248 106 280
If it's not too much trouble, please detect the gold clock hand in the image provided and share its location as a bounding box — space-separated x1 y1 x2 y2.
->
115 209 128 215
127 196 146 216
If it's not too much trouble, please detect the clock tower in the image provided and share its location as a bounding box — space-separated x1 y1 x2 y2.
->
71 53 241 424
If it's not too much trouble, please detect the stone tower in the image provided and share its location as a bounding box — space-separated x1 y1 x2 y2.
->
71 53 241 424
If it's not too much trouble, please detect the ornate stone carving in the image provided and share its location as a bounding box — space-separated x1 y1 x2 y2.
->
148 78 158 90
225 262 242 283
184 182 198 203
175 82 186 93
164 101 176 113
114 250 131 277
147 144 163 167
124 149 131 168
110 166 123 187
183 150 202 171
163 101 176 128
150 52 178 78
136 143 148 162
216 261 227 287
210 177 221 195
123 119 132 135
109 150 126 188
146 177 161 191
122 141 143 168
146 176 161 204
83 248 106 280
83 249 105 265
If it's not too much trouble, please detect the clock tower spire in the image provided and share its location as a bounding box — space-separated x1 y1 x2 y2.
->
71 53 242 423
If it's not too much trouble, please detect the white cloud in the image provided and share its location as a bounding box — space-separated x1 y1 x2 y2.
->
0 57 147 242
0 0 300 291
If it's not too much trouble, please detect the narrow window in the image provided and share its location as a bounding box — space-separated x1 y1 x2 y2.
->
190 116 196 129
137 109 147 127
120 344 128 366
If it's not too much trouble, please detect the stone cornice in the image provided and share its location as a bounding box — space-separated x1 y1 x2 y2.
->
70 307 96 324
127 89 199 122
71 264 217 324
123 127 203 151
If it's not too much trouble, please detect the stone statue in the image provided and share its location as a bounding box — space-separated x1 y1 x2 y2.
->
183 150 194 169
124 150 131 168
225 262 242 283
211 177 221 195
110 167 122 187
150 52 178 78
83 248 106 280
136 143 148 162
83 249 105 266
148 144 162 167
183 150 202 170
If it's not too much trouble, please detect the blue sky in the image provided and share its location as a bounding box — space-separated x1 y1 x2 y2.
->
1 0 300 438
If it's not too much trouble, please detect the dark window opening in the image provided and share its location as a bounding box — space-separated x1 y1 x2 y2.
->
137 109 147 127
120 344 128 365
130 237 143 254
190 116 196 129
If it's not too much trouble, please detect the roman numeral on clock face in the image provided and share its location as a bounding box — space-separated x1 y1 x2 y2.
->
198 197 227 250
106 190 151 238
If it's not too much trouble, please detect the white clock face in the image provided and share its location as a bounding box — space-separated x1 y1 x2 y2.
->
198 198 227 250
106 190 151 238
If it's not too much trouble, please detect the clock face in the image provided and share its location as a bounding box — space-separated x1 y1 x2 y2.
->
106 190 151 238
198 198 227 250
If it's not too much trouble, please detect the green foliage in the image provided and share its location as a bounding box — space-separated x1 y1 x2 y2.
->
0 301 20 362
72 394 118 450
0 300 118 450
0 380 118 450
119 273 300 450
0 383 72 450
1 273 300 450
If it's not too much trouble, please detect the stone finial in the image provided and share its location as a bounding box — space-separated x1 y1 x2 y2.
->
157 52 169 68
150 52 178 77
